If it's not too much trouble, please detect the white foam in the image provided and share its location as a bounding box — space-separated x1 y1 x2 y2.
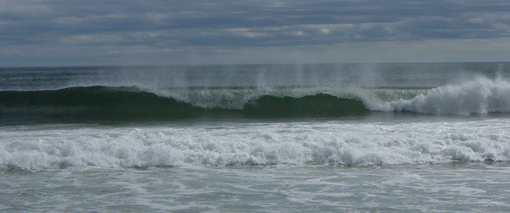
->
370 77 510 114
2 117 510 171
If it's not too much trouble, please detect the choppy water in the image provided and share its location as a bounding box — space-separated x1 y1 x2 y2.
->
3 163 510 212
1 63 510 212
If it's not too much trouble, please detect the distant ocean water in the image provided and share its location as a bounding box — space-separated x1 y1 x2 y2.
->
1 63 510 212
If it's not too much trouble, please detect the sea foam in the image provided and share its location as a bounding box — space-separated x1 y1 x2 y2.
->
2 117 510 171
368 76 510 114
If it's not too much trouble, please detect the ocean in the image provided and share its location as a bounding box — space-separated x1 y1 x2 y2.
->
1 63 510 212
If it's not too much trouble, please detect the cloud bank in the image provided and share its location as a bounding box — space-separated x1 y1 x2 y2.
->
1 0 510 66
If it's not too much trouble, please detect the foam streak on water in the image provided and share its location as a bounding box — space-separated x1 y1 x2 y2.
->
2 160 510 212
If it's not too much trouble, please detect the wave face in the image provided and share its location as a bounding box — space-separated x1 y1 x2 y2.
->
1 76 510 123
0 86 368 123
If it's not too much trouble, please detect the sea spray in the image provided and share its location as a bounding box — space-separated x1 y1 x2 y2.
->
371 76 510 114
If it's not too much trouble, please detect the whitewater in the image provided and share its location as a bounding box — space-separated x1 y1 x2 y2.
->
1 63 510 212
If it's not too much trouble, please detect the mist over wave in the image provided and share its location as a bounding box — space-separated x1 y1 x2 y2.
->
69 64 510 116
124 74 510 116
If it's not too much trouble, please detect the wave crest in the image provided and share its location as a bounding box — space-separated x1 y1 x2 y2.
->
2 76 510 124
370 77 510 115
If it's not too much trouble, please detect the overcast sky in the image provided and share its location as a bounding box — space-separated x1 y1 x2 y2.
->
1 0 510 66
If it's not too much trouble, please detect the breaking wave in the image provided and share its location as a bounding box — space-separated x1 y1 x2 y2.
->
0 86 368 123
1 76 510 124
370 76 510 114
2 117 510 171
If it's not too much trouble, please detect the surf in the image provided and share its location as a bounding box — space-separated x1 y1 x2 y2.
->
2 116 509 171
369 76 510 115
1 75 510 124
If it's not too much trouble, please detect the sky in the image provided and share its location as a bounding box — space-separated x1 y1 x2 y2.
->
1 0 510 66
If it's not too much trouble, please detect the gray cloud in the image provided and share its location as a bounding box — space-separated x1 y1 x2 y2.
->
1 0 510 65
